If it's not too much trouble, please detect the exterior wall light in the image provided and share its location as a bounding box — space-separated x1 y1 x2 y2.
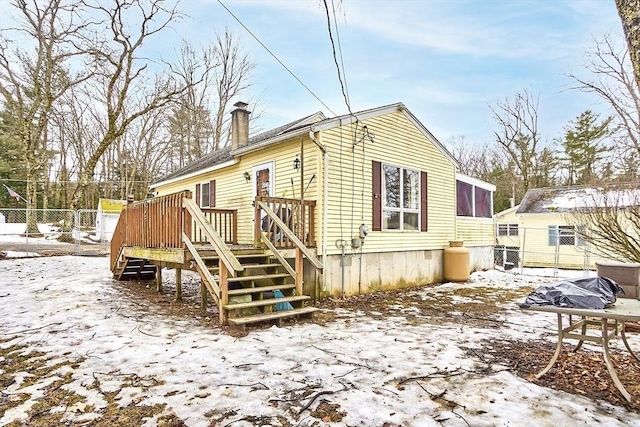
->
293 155 301 170
243 171 251 182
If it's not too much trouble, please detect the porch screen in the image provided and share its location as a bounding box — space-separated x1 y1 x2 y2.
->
456 180 473 216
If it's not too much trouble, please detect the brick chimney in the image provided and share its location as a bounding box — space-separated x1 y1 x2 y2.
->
231 101 250 151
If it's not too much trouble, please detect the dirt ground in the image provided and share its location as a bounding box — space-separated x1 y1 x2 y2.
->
115 277 640 414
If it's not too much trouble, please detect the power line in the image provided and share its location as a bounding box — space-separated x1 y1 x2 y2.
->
324 0 351 115
217 0 337 116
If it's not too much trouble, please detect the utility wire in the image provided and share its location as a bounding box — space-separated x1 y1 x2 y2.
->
322 0 352 115
330 0 351 112
217 0 336 116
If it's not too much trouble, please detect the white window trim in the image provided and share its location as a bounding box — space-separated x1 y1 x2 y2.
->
201 181 211 207
382 163 420 231
497 223 519 236
457 180 494 218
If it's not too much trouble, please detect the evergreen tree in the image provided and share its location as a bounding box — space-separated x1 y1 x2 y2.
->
561 110 612 186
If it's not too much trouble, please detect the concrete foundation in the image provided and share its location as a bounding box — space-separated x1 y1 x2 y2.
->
309 246 494 298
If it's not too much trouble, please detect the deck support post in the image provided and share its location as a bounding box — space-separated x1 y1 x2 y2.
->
219 262 229 325
175 268 182 301
200 281 207 309
156 266 162 292
295 247 303 296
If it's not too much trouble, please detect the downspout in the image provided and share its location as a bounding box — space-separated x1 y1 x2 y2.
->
309 129 328 293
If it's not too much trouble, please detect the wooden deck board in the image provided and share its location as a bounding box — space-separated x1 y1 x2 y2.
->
224 295 310 310
227 306 318 325
228 273 290 282
227 284 296 296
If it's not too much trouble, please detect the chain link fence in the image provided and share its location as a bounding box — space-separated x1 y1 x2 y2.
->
0 208 111 256
494 225 614 278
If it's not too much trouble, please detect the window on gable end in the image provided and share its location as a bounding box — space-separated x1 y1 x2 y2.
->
382 164 420 231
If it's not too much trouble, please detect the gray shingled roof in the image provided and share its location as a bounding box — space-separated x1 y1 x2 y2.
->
517 184 640 214
154 112 323 184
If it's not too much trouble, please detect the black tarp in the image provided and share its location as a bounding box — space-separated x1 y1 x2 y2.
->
519 276 624 309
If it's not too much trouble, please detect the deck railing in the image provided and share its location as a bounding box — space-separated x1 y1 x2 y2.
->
110 191 240 259
254 196 316 249
110 191 190 269
192 208 237 245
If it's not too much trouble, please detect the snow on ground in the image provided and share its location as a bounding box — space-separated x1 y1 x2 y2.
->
0 256 639 426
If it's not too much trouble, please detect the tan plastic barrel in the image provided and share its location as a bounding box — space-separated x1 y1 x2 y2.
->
444 240 470 282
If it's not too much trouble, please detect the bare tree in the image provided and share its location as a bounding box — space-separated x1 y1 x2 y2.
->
569 36 640 172
0 0 92 233
211 29 255 150
167 30 255 171
489 90 558 193
615 0 640 93
66 0 195 211
569 183 640 263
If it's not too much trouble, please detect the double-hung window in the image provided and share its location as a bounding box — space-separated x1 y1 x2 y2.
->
497 224 519 236
201 182 210 207
548 225 583 246
372 160 427 232
195 180 215 208
382 164 420 231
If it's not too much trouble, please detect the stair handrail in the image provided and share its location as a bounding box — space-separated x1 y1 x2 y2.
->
183 197 243 276
110 204 128 271
256 200 323 271
182 232 221 301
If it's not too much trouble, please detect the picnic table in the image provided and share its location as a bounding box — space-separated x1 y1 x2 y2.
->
522 299 640 401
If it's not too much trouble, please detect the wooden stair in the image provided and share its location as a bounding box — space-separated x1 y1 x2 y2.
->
113 257 156 281
194 248 317 327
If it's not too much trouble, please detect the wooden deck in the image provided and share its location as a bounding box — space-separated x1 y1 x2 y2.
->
110 191 322 327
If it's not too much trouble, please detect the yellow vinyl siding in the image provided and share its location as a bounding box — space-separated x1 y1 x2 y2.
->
456 217 495 247
495 207 520 247
319 110 456 256
154 136 322 245
519 214 616 269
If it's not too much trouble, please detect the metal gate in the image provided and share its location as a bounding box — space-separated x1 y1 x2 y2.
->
0 208 110 256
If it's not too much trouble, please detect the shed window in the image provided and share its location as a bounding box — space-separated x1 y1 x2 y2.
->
498 224 519 236
548 225 579 246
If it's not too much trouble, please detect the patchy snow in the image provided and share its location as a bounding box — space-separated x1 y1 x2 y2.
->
0 256 639 426
0 222 60 239
542 187 640 210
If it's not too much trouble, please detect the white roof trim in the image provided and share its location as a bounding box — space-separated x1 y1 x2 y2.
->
151 158 239 188
494 204 520 219
456 173 496 191
311 103 404 131
222 103 459 170
231 126 312 156
402 107 459 168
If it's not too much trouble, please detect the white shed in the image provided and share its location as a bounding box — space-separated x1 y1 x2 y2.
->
96 199 127 241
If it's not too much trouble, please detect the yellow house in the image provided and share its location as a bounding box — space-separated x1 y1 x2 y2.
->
494 204 520 268
498 186 629 270
151 102 496 298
